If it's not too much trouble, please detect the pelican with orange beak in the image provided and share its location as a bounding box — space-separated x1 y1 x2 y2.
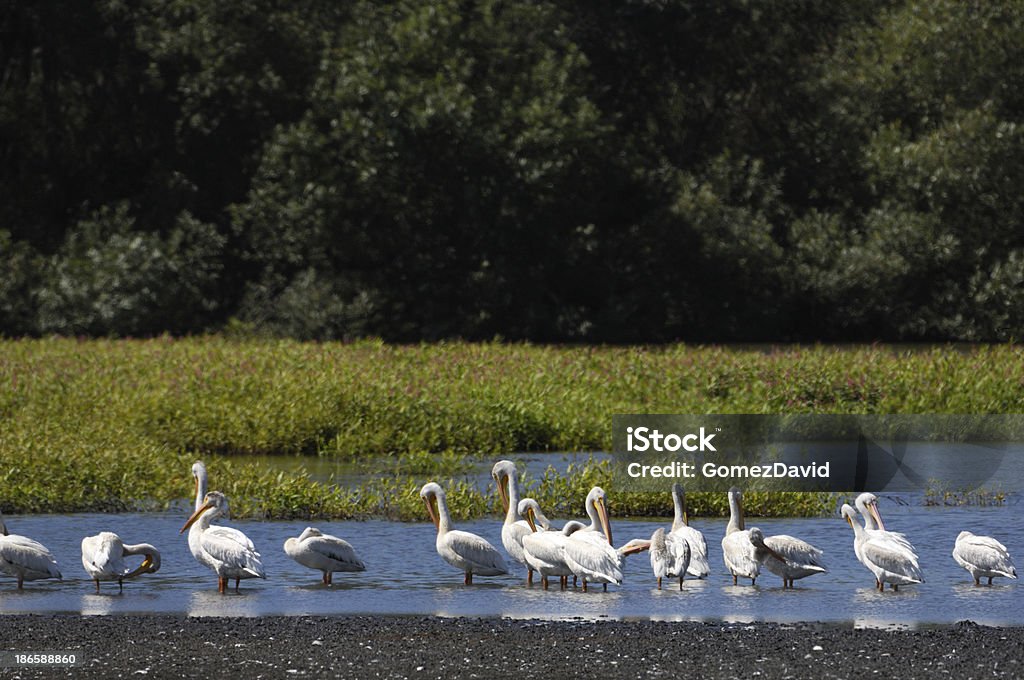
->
421 482 508 584
81 532 161 593
562 486 634 591
180 491 265 593
721 487 789 585
492 460 552 584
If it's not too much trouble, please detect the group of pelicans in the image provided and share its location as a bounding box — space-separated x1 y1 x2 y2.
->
0 460 1018 593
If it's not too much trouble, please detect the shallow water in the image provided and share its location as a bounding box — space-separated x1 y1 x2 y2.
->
1 500 1020 627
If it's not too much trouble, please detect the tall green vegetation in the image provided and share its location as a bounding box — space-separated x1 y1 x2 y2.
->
3 1 1024 341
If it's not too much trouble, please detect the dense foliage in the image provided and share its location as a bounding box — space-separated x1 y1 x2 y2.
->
1 338 1021 516
3 1 1024 341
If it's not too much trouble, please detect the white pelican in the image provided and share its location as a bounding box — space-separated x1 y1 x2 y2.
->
669 483 710 578
562 487 649 591
761 534 827 588
189 461 259 575
493 460 551 584
841 503 922 591
952 531 1017 586
421 482 508 584
853 492 919 588
0 512 62 589
650 527 690 590
81 532 161 592
180 491 266 593
519 499 581 590
721 487 787 585
284 528 366 585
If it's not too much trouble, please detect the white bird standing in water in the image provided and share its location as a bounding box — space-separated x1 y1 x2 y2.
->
852 492 920 589
81 532 161 592
0 511 62 589
421 482 508 584
841 503 922 591
190 461 259 571
669 483 710 579
650 527 690 590
180 491 266 593
492 460 551 584
519 498 582 590
952 531 1017 586
721 487 788 585
284 528 366 585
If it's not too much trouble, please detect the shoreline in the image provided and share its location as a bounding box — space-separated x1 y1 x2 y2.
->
1 614 1020 679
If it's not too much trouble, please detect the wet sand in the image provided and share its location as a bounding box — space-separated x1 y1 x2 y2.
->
0 615 1019 679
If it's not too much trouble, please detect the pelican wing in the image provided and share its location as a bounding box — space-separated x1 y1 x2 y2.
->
863 539 923 582
200 527 265 578
0 535 62 580
501 521 532 567
563 533 622 585
445 530 508 575
765 534 827 570
671 525 709 577
722 530 759 580
304 535 365 571
665 532 691 577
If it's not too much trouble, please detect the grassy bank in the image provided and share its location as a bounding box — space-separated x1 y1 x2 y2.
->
1 338 1021 518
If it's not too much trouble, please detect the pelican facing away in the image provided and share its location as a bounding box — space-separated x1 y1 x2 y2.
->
0 512 62 589
493 460 551 584
519 498 582 590
81 532 161 592
650 527 690 590
669 483 710 579
421 482 508 584
841 504 922 591
721 487 787 585
284 528 365 585
180 491 266 593
953 531 1017 585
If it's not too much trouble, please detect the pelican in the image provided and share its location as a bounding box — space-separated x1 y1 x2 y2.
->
189 461 259 579
0 512 62 589
721 487 787 585
853 492 919 588
650 527 690 590
81 532 161 593
519 499 582 590
421 482 507 584
493 460 551 584
841 503 922 591
562 487 649 591
952 531 1017 586
284 528 366 585
761 534 827 588
669 483 710 578
180 491 266 593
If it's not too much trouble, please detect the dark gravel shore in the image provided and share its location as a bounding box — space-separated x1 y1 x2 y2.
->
0 615 1019 679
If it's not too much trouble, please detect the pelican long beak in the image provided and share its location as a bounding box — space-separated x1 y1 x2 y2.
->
620 539 651 556
496 473 509 513
596 496 613 546
525 508 538 533
124 553 159 579
869 502 885 531
845 514 854 528
424 496 440 531
683 510 689 527
180 501 214 534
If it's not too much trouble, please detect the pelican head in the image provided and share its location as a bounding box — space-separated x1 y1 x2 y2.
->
491 460 517 513
419 482 445 531
562 520 586 536
748 527 787 565
585 486 613 546
180 490 228 534
854 492 885 530
516 498 543 533
840 503 858 528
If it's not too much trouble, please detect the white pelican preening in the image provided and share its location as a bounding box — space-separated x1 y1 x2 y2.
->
81 532 161 593
650 527 690 590
562 486 644 591
284 528 366 585
519 499 581 590
493 460 551 584
0 512 62 589
952 531 1017 586
761 534 827 589
721 487 787 585
421 482 507 584
670 483 710 579
180 491 266 593
841 503 922 591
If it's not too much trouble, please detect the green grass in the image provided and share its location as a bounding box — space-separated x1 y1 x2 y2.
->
1 337 1022 518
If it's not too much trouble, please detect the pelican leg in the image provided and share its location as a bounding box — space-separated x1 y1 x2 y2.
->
118 577 123 594
751 577 756 586
94 579 100 593
657 577 662 590
218 576 227 594
732 574 737 585
328 572 334 586
322 572 328 585
974 577 980 586
603 583 607 592
892 584 899 592
17 574 23 590
542 576 548 591
573 575 578 587
235 578 241 592
528 569 534 585
465 572 473 585
988 577 994 585
582 579 588 593
678 577 683 591
561 575 567 589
